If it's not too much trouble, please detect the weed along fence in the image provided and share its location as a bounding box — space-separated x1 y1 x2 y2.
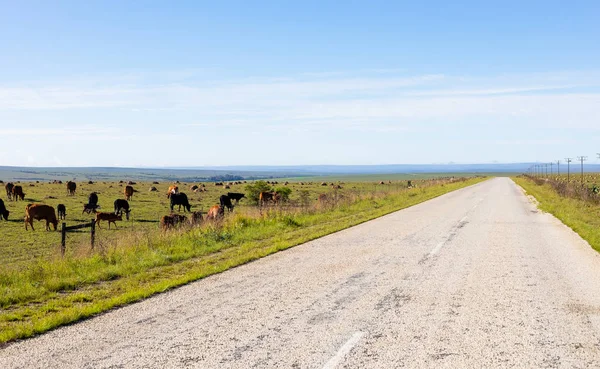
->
61 220 96 256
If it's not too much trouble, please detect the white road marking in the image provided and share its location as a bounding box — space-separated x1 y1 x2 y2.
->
428 241 446 257
322 331 365 369
428 216 468 257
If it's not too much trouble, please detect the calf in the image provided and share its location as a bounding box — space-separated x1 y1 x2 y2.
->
206 205 224 220
219 194 234 212
160 214 188 230
25 204 58 231
95 212 122 229
12 185 25 201
114 199 131 220
124 185 136 201
227 192 246 204
57 204 66 220
0 199 9 220
166 185 179 198
170 193 191 212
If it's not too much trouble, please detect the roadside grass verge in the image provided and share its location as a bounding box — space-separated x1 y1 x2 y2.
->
0 177 486 344
514 176 600 252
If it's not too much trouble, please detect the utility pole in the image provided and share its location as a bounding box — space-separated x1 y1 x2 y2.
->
565 158 572 183
550 162 554 176
577 156 587 184
557 160 560 176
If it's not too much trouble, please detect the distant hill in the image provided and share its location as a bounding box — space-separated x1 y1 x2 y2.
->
0 163 592 182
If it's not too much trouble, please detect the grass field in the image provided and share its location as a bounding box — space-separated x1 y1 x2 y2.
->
0 176 486 344
514 176 600 253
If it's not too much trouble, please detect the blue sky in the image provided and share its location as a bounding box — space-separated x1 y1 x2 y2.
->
1 1 599 167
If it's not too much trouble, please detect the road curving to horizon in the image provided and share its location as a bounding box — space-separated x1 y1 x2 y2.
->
2 177 600 368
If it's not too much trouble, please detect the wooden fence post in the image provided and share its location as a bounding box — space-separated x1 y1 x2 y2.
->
91 220 96 249
61 223 67 256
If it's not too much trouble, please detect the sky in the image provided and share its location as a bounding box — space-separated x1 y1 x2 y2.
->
1 0 599 167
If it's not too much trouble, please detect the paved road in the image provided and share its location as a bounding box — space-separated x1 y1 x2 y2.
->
3 177 600 368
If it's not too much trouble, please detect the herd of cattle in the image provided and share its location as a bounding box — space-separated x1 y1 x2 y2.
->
0 180 292 232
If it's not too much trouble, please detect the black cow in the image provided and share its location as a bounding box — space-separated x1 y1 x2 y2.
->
0 199 9 220
57 204 66 220
114 199 131 220
219 194 234 212
170 193 191 212
227 192 245 204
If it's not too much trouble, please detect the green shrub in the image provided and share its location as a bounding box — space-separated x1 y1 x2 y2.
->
274 186 292 202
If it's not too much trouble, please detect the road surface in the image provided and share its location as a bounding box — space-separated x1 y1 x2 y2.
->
2 177 600 368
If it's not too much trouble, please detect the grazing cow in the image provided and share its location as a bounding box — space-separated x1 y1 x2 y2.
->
114 199 131 220
224 185 230 189
190 185 198 191
206 205 224 220
215 182 223 186
95 212 122 229
149 186 158 192
67 181 77 195
321 182 327 186
227 192 246 204
166 185 179 198
318 193 328 204
88 181 94 184
0 199 9 220
152 181 159 185
25 204 58 231
12 186 25 201
219 195 234 212
170 193 191 212
191 211 204 225
124 185 135 201
127 181 136 185
5 182 14 200
160 214 188 230
57 204 66 220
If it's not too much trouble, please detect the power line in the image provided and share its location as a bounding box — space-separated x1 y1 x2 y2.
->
565 158 572 183
577 156 587 184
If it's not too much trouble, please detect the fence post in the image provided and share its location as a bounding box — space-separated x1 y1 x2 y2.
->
90 220 96 249
61 223 67 256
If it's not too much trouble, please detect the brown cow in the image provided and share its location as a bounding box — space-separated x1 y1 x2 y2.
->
95 212 122 229
160 214 188 230
166 185 179 198
259 191 280 206
12 185 25 201
25 204 58 231
206 205 224 220
318 193 328 204
5 182 14 200
124 185 135 200
67 181 77 195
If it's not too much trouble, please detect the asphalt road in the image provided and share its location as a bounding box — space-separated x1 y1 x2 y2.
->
3 177 600 368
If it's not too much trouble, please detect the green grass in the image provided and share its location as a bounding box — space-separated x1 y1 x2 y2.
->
0 177 486 344
514 176 600 252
